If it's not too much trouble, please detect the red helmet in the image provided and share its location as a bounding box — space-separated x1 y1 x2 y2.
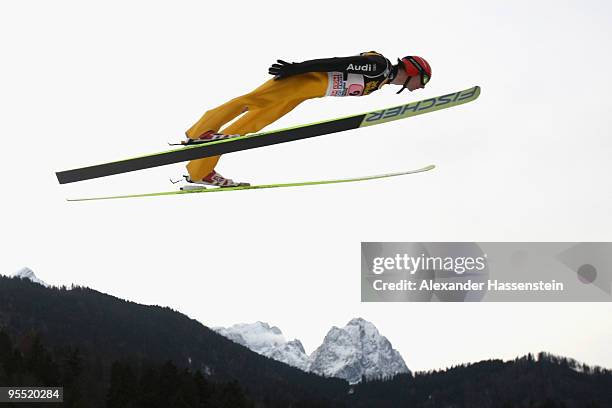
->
400 56 432 79
396 56 432 93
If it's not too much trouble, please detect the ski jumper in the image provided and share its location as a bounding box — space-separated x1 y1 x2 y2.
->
185 51 394 181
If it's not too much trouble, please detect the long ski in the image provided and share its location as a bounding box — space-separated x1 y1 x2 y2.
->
56 86 479 184
66 165 435 201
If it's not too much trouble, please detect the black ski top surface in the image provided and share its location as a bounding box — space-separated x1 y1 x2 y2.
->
56 116 364 184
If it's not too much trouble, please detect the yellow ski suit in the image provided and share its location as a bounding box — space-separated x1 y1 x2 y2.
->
185 73 329 181
185 52 393 181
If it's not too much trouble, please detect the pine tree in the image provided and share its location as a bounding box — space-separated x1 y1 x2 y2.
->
107 361 138 408
24 334 60 385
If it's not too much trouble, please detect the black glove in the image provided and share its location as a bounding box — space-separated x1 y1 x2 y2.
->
268 59 301 80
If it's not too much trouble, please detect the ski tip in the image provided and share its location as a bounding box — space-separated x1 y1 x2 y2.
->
412 164 435 173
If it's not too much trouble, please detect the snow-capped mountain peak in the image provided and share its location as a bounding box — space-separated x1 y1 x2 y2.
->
214 318 410 384
12 267 48 287
214 321 286 353
345 317 381 338
213 322 309 370
308 318 410 384
266 339 309 370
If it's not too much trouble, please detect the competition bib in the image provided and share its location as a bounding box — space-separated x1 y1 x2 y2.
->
325 72 365 97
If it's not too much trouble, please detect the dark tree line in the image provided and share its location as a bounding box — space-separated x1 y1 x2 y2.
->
107 360 252 408
349 354 611 407
0 275 347 406
0 330 254 408
0 329 91 407
2 275 612 408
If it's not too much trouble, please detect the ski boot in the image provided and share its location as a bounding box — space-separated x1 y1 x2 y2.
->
182 130 241 145
180 170 250 190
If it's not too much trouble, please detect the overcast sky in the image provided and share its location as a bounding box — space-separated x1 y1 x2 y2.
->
1 0 611 372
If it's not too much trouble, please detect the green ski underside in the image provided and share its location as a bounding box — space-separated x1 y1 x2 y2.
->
67 165 435 201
